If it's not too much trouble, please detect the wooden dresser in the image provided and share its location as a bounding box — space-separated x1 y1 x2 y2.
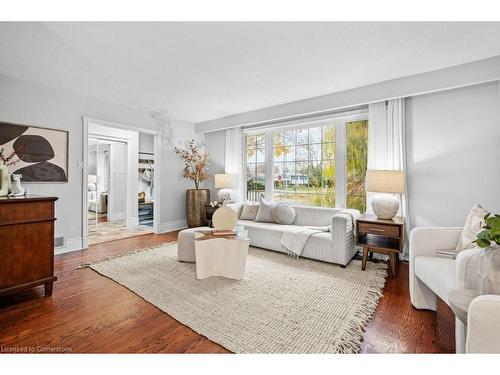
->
0 195 58 297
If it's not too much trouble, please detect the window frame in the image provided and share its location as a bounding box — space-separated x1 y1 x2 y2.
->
243 110 368 210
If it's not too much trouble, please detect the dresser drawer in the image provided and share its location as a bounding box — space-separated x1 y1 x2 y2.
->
0 201 54 225
358 222 400 237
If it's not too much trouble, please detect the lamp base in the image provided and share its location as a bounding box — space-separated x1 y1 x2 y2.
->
217 188 232 204
371 194 399 220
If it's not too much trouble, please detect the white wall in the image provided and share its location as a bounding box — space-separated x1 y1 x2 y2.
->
0 74 198 252
406 82 500 228
204 130 226 199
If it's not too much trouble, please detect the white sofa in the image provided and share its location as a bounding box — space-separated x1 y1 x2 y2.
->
232 204 360 266
409 227 500 353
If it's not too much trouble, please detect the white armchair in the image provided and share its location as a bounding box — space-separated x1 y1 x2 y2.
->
466 295 500 353
408 227 499 353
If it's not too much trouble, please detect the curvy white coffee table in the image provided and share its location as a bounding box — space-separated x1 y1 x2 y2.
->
194 231 250 280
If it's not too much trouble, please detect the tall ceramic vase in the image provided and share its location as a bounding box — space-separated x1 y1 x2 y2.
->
0 160 10 197
186 189 210 228
478 245 500 295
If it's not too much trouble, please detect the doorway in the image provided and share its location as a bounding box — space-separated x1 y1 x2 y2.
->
83 118 160 247
87 137 128 241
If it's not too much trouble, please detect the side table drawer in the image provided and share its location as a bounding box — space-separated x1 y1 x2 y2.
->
358 222 400 237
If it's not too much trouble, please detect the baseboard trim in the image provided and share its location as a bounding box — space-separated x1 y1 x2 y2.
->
55 237 88 255
159 219 187 233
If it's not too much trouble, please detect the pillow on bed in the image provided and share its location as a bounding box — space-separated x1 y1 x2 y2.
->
272 202 296 225
240 202 259 220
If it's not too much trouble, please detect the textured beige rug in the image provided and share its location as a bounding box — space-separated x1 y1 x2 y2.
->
88 242 387 353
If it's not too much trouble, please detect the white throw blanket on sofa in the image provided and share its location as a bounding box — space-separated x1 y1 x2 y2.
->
280 226 330 258
280 210 357 258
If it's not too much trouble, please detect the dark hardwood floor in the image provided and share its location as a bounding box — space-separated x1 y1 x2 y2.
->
0 232 438 353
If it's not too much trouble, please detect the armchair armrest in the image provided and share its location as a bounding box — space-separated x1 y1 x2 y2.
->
331 209 360 265
409 227 463 259
409 227 462 310
455 248 481 290
466 295 500 353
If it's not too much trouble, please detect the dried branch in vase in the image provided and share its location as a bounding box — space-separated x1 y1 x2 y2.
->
0 148 20 167
174 139 210 189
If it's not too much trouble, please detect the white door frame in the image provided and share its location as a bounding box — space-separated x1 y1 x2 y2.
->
82 117 162 249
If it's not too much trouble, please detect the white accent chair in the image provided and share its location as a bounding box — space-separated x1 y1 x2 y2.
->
409 227 500 353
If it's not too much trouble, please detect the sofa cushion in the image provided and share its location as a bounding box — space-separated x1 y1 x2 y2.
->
240 202 259 220
272 202 296 224
238 219 344 264
227 202 243 218
255 196 274 223
415 256 456 304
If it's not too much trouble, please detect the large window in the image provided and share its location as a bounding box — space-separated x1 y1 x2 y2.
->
245 134 266 201
346 120 368 213
244 112 368 212
272 126 336 207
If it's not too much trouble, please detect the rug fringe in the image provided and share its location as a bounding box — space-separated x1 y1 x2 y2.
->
76 241 178 269
334 262 388 354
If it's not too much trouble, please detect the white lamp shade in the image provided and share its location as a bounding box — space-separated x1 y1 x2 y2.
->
366 170 405 194
215 173 237 188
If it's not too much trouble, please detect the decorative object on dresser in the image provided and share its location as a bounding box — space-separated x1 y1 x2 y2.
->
174 139 210 227
8 174 26 196
0 195 58 297
356 214 405 277
0 121 68 182
365 170 405 220
0 159 10 196
214 173 235 204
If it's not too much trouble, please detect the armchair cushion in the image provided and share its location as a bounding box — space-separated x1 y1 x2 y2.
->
414 256 455 303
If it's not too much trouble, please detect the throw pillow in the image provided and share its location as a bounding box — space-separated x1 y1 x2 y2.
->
456 204 489 252
272 202 296 224
255 196 275 222
240 202 259 220
226 202 243 218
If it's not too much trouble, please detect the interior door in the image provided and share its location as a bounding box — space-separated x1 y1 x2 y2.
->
108 141 127 225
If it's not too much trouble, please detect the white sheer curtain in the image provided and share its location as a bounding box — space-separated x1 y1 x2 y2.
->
367 98 410 255
225 127 244 203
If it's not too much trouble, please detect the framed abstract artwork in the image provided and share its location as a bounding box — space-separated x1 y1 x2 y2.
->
0 121 69 182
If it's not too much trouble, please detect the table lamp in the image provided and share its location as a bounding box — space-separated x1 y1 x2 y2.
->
366 170 405 220
215 173 235 204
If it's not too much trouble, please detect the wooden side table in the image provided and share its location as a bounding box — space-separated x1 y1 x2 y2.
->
356 214 405 278
204 204 218 227
449 289 480 325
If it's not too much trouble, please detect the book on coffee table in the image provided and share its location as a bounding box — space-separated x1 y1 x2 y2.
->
212 229 237 236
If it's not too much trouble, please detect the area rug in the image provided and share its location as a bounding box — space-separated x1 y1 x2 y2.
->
86 242 387 353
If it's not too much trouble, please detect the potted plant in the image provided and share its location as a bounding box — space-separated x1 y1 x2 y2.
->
174 139 210 227
474 213 500 295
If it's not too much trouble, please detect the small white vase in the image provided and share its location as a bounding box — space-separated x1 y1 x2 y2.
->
478 245 500 295
0 160 10 197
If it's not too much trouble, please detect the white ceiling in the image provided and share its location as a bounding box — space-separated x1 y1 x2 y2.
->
1 22 500 123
